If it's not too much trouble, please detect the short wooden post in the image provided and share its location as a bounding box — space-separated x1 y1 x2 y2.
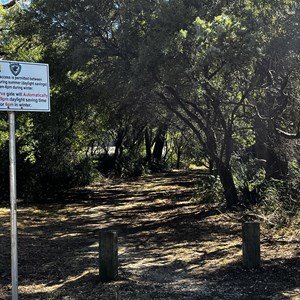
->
99 230 118 282
242 222 260 269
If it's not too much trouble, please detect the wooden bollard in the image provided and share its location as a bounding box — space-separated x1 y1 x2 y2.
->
242 222 260 269
99 230 118 282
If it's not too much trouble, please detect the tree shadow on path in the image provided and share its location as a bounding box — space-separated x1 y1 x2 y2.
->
0 169 299 299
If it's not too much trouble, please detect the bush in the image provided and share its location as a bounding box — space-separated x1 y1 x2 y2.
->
96 153 116 176
0 147 98 203
115 152 145 178
231 156 266 205
20 156 98 202
194 175 224 205
96 152 145 178
255 175 300 227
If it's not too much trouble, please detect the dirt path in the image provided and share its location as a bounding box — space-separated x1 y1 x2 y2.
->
0 170 299 299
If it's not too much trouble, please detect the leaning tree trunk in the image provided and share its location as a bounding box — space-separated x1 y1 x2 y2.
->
217 162 239 209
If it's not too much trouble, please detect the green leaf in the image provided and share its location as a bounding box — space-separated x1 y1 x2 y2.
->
179 29 188 39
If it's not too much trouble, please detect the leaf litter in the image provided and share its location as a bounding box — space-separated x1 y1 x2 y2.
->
0 170 299 299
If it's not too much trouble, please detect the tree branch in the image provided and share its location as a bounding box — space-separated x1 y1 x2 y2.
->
276 122 300 139
156 91 211 156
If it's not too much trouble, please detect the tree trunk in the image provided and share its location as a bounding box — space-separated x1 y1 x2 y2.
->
114 131 125 176
176 148 181 169
153 124 168 163
254 116 268 160
144 128 152 166
254 114 288 180
266 146 288 180
217 163 239 209
208 159 214 175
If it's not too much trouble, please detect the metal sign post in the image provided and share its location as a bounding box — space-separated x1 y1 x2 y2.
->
0 59 50 300
1 4 34 300
8 111 18 300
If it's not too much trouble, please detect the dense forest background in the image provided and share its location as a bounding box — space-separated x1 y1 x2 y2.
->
0 0 299 217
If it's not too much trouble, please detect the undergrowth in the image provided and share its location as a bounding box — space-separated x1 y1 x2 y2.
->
194 170 300 229
254 176 300 228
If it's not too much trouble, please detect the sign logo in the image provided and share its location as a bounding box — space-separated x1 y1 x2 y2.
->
0 0 15 6
10 63 22 76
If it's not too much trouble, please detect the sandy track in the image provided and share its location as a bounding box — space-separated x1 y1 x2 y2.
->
0 170 299 299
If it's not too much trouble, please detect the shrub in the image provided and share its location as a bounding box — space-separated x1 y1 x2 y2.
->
194 175 224 205
96 152 145 178
20 155 98 202
255 175 300 227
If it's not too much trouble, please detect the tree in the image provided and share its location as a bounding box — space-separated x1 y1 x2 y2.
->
152 11 260 207
1 0 299 205
138 0 299 207
0 0 114 199
249 2 300 179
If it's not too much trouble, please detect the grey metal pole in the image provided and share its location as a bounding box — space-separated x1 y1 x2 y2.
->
8 111 18 300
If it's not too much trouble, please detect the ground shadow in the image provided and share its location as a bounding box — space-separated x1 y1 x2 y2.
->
0 170 299 299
